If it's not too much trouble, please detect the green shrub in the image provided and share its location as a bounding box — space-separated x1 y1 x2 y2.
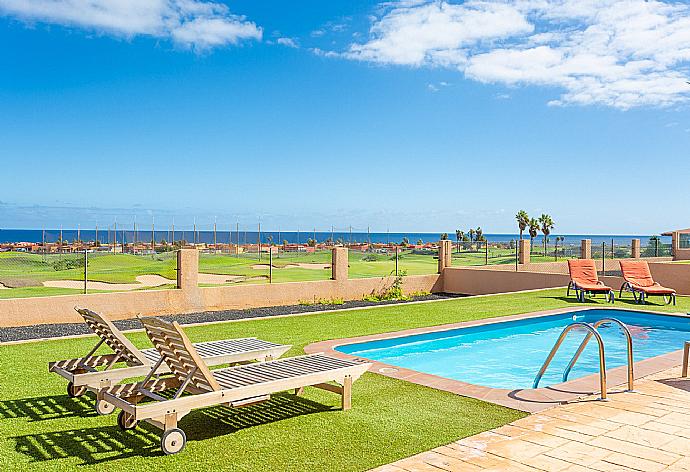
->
364 271 409 302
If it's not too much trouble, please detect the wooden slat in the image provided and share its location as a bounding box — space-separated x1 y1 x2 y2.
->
75 307 149 366
139 316 220 392
211 354 367 389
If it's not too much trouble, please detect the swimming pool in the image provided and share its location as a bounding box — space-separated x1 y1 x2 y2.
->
336 309 690 390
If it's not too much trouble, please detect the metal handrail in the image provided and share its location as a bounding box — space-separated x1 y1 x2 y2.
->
532 322 608 400
562 318 634 392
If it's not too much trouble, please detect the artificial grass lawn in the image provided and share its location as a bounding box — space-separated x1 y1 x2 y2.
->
2 289 688 471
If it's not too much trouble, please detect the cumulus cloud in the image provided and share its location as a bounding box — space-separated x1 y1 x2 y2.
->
0 0 262 49
344 0 690 109
276 37 298 48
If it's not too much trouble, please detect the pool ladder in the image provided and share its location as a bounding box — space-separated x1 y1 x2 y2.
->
532 318 634 400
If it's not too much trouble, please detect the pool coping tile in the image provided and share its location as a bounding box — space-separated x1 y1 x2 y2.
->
305 306 688 412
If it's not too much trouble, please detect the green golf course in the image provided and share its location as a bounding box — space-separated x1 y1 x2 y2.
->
0 247 567 299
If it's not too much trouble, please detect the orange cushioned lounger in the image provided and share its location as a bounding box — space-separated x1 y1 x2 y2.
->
619 260 676 305
567 259 614 303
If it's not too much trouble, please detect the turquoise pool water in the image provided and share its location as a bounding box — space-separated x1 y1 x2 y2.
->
337 309 690 390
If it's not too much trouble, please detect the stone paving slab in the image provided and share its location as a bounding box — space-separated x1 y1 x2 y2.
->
371 367 690 471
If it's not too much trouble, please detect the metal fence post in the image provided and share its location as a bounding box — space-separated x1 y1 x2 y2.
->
602 242 606 276
515 240 518 272
395 246 399 276
485 241 488 265
655 238 659 257
84 249 88 294
269 248 273 283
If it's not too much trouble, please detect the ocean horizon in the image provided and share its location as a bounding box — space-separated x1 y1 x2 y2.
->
0 229 670 246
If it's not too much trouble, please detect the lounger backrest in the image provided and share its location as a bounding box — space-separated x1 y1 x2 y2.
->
568 259 599 285
619 260 655 287
75 307 149 365
139 316 220 392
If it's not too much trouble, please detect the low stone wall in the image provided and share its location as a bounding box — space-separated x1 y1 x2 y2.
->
0 273 442 328
480 257 672 275
443 260 688 297
444 267 572 295
648 262 690 296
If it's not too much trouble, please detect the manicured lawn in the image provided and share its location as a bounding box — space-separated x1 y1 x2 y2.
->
1 288 687 471
0 247 578 299
0 252 176 286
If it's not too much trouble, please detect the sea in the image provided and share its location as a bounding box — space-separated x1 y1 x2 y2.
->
0 229 669 246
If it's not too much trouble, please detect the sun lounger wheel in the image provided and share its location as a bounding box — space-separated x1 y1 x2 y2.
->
67 382 87 398
95 399 115 415
161 428 186 455
117 410 138 431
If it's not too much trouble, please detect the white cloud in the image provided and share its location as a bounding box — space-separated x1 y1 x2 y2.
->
276 37 298 48
427 80 451 91
0 0 262 49
310 47 339 58
344 0 690 109
347 1 533 66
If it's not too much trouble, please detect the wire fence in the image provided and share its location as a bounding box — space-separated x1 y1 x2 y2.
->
198 248 333 285
0 237 677 298
0 250 177 298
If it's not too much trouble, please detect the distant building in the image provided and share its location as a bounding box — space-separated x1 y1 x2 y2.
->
661 228 690 260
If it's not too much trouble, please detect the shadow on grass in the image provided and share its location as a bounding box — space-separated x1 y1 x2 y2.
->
0 394 97 422
12 393 332 464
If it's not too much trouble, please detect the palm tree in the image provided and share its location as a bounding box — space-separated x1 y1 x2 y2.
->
455 229 464 253
516 210 529 240
554 235 564 259
468 228 476 243
440 233 449 240
528 218 539 252
539 214 554 256
475 227 484 242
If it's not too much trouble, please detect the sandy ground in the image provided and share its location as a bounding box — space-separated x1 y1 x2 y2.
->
42 273 268 291
198 273 247 284
0 282 9 290
251 263 331 270
43 274 175 291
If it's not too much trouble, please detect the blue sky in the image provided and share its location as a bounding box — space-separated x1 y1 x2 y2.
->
1 0 689 234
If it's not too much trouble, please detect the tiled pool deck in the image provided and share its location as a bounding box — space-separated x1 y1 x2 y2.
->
372 366 690 471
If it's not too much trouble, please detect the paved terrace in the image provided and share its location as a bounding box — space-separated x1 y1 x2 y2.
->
374 366 690 471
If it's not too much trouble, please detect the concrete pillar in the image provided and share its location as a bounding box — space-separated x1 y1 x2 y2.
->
332 247 348 281
581 239 592 259
631 239 640 258
177 249 199 291
518 239 531 264
437 240 452 273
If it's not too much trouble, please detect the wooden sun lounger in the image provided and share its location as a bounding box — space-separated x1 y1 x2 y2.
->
49 308 291 415
102 316 371 454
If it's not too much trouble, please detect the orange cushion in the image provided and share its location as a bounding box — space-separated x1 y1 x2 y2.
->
573 281 612 292
634 284 675 295
568 259 600 285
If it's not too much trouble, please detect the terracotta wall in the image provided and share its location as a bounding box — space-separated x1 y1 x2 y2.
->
475 257 672 275
443 262 690 297
0 268 441 328
444 267 571 295
648 262 690 296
